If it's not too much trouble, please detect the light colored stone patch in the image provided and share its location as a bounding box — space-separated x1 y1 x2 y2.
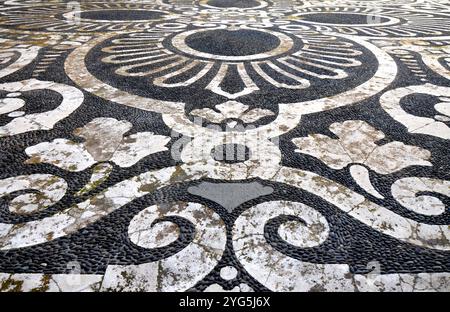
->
389 43 450 81
349 164 384 199
187 182 274 213
0 45 40 79
66 31 395 130
435 115 450 122
0 213 75 250
190 100 274 124
0 273 102 292
380 84 450 140
7 111 25 118
128 205 180 249
0 165 208 250
354 273 450 292
74 117 131 161
233 201 329 252
110 132 170 167
233 200 450 292
0 224 13 238
102 202 226 292
0 97 25 115
275 167 450 251
65 34 185 115
6 92 21 98
50 274 103 292
392 177 450 216
0 174 67 215
233 214 355 291
434 102 450 118
0 79 84 137
293 120 432 174
25 117 170 171
206 63 259 99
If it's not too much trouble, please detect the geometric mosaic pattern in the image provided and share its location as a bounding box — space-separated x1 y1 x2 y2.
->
0 0 449 292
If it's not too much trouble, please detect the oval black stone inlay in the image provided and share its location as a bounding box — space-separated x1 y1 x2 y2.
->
185 29 281 57
206 0 261 8
80 10 164 21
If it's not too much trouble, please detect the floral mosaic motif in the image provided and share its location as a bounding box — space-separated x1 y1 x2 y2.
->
25 117 171 171
0 0 449 293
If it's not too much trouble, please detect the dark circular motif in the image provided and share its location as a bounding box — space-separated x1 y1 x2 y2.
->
185 29 280 57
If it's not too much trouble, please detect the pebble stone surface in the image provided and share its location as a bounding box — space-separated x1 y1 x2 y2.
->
0 0 449 292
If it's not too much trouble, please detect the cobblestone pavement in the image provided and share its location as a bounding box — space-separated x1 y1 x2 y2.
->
0 0 449 292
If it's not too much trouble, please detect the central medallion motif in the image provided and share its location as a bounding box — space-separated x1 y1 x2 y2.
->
173 28 293 61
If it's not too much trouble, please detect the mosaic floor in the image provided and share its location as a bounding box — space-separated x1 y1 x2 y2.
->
0 0 449 292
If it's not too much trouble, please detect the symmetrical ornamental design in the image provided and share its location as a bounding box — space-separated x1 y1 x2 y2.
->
0 0 449 292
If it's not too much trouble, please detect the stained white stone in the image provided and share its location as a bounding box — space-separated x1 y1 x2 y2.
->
25 118 170 171
204 283 253 292
6 92 21 97
7 110 25 117
0 174 67 215
293 120 431 174
101 263 159 292
191 101 275 124
349 164 384 199
0 273 102 292
0 97 25 115
0 79 84 137
274 167 450 251
110 132 170 167
220 267 238 281
435 102 450 117
380 84 450 140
